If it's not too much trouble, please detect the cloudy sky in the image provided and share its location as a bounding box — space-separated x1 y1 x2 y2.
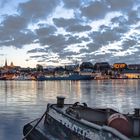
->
0 0 140 67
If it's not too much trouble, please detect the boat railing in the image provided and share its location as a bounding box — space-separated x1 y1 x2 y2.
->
80 119 102 130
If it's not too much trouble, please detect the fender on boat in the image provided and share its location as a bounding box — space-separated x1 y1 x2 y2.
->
108 113 132 137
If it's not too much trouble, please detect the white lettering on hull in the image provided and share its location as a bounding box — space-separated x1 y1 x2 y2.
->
49 109 101 140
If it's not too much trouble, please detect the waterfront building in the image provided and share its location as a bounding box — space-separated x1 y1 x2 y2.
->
0 60 21 79
122 70 140 79
80 62 94 72
113 63 127 69
65 64 79 72
1 60 17 73
3 60 15 69
93 62 111 73
127 64 140 71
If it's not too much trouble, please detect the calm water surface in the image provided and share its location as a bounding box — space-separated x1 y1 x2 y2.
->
0 80 140 140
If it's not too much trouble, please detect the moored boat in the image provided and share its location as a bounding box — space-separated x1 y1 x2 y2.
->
37 73 94 81
23 97 140 140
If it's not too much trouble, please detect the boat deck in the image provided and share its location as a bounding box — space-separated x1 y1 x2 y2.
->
52 103 118 126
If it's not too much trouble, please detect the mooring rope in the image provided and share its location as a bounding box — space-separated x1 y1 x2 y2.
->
22 110 47 140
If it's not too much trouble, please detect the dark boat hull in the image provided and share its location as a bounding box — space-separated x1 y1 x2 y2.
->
45 114 91 140
23 124 47 140
23 115 91 140
37 74 94 81
23 119 59 140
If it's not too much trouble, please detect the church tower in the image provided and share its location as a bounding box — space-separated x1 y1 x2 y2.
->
10 62 14 67
5 59 7 68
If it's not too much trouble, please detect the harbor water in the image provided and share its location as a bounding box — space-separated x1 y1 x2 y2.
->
0 79 140 140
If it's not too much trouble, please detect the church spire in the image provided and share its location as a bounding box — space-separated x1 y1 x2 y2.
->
5 59 7 67
10 62 14 67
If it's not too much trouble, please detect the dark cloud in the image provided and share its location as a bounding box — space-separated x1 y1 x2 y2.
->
37 33 89 49
110 7 140 26
80 1 109 19
30 55 42 59
53 18 78 28
60 51 77 56
87 43 100 52
115 54 140 64
127 10 140 24
62 0 81 9
59 50 79 59
99 25 109 31
114 26 129 34
106 0 133 11
79 47 89 54
93 53 113 62
106 17 129 34
1 15 27 32
122 39 138 50
89 29 121 46
79 36 90 42
18 0 60 20
121 33 140 52
28 34 91 57
39 34 66 46
89 19 133 49
30 54 60 64
0 27 11 43
48 45 67 53
35 26 57 37
28 37 89 63
0 15 33 48
73 52 113 64
27 48 46 53
66 24 91 33
111 16 128 25
66 35 82 44
129 34 140 43
0 30 37 48
66 35 90 45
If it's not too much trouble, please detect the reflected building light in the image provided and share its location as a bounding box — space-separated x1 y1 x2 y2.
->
74 81 81 98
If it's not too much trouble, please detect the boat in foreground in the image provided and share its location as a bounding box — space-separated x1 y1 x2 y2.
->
23 97 140 140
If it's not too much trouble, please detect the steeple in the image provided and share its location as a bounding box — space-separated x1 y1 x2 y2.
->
10 62 14 67
5 59 7 67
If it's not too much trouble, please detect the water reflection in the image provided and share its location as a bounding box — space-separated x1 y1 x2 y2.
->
0 80 140 139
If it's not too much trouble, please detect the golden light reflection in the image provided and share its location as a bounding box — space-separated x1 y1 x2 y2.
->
0 81 39 106
0 80 139 114
111 79 139 112
42 81 82 99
